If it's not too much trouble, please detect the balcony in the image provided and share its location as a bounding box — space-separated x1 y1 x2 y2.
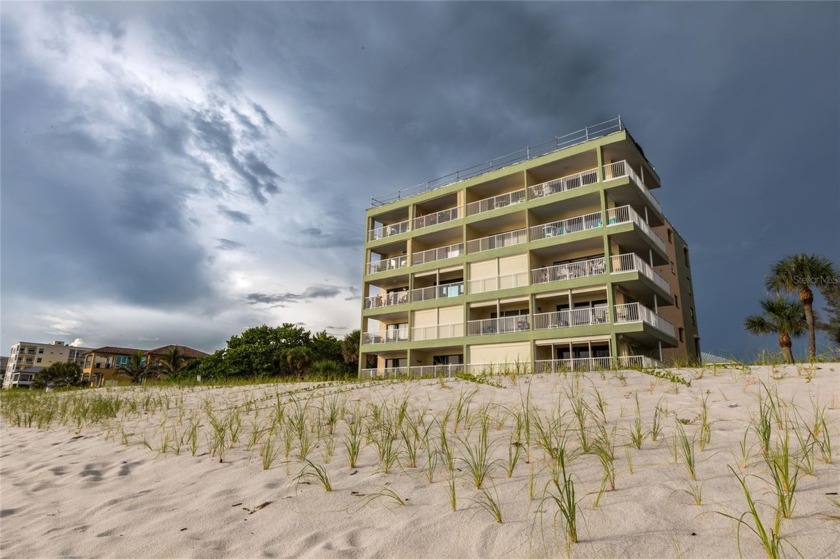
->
468 271 529 294
467 228 528 254
528 167 599 200
412 242 464 266
367 255 408 275
411 282 465 302
531 256 606 284
368 219 410 242
413 207 462 230
532 305 610 330
363 330 409 345
610 254 671 294
467 316 531 336
361 364 464 379
606 205 666 253
466 189 527 216
361 367 409 379
614 302 675 337
411 323 464 341
534 355 661 373
364 291 409 309
603 160 662 214
530 210 603 241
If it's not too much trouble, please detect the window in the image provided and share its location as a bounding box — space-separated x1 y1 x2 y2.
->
675 295 680 308
667 229 673 243
670 260 675 275
679 328 685 342
433 355 463 365
683 247 691 269
38 348 44 354
115 356 130 366
36 358 42 363
690 308 696 326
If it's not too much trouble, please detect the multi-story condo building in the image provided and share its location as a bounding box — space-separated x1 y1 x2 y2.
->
3 341 91 388
359 117 699 377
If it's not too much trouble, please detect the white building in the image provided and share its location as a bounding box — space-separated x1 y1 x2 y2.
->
3 341 91 389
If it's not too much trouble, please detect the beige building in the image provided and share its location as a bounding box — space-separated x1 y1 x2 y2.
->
359 117 699 377
3 341 91 388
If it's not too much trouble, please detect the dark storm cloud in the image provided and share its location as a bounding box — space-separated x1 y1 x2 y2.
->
216 238 244 251
246 286 342 306
218 206 252 225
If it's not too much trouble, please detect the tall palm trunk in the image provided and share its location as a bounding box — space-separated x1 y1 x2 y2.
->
800 287 815 361
778 333 794 364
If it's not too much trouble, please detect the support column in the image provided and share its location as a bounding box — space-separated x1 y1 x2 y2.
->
596 146 604 182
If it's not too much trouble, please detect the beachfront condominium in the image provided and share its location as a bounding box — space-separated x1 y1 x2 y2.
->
358 117 700 378
3 341 91 388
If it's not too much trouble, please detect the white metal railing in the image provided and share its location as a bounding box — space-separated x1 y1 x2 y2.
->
363 330 409 345
467 315 531 336
370 116 625 207
411 282 465 302
411 323 464 341
468 272 529 294
409 364 464 378
364 291 410 309
532 305 610 330
602 160 662 214
528 167 600 200
531 256 606 284
367 255 408 274
361 367 410 379
530 210 603 241
412 243 463 265
368 219 410 242
467 228 528 253
466 189 527 216
606 205 666 253
413 207 462 230
610 254 671 294
533 355 661 373
614 302 676 337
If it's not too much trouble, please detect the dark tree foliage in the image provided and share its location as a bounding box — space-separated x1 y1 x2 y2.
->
31 362 82 389
197 323 352 380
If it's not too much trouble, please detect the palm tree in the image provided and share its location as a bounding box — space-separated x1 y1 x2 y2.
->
158 346 187 376
765 253 839 361
117 351 161 384
744 298 806 364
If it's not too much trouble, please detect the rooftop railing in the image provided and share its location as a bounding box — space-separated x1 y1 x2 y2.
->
370 116 626 207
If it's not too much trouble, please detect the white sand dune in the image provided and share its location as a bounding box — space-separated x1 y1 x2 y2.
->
2 364 839 558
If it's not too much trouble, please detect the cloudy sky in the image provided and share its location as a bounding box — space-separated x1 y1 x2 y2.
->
1 2 838 359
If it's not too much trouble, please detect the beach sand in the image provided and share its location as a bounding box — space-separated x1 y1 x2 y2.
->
2 364 839 558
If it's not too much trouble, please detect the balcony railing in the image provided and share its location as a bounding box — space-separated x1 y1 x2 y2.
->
364 291 410 309
603 160 662 214
412 242 464 265
467 228 528 254
534 355 661 373
367 256 408 274
468 272 529 294
467 315 531 336
411 282 464 302
361 367 409 379
363 330 409 345
531 256 606 284
606 205 666 253
532 305 610 330
614 302 676 337
413 207 462 230
610 254 671 294
528 167 599 200
529 210 603 241
466 189 527 216
411 323 464 341
368 219 410 242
